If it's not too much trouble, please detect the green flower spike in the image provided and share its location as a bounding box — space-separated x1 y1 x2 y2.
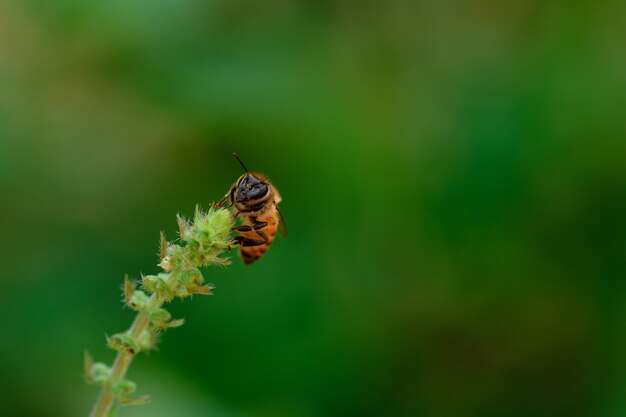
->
86 206 235 417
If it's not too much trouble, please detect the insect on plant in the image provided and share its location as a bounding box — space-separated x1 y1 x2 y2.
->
86 153 285 417
216 153 286 264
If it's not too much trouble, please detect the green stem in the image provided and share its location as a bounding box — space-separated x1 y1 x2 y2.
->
88 275 172 417
86 207 234 416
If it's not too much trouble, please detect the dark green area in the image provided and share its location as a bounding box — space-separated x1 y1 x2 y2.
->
0 1 625 416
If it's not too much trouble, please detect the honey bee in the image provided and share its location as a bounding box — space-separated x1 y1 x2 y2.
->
217 153 285 264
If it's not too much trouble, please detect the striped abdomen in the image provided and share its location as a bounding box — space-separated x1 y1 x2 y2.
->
239 205 279 264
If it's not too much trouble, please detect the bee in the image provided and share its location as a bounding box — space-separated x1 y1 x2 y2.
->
217 153 286 264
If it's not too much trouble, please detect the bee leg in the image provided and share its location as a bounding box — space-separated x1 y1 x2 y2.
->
251 220 268 229
251 222 268 240
248 219 269 240
213 195 229 208
233 208 253 218
213 197 228 208
231 221 268 239
232 235 268 247
214 187 236 208
254 230 268 241
241 237 267 247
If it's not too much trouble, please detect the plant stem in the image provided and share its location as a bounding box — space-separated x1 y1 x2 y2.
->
86 207 234 416
89 284 165 417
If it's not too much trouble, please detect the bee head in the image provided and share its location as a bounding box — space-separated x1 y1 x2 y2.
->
235 173 269 203
231 153 269 205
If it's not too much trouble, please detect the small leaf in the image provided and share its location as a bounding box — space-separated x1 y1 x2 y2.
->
149 308 172 324
178 267 203 286
128 290 149 311
165 318 185 328
142 275 158 293
137 329 158 351
91 363 112 385
177 214 193 242
120 394 150 406
84 351 94 382
159 231 168 261
143 273 174 301
107 333 140 355
190 285 214 296
123 275 135 305
84 351 112 385
111 378 136 395
153 318 185 329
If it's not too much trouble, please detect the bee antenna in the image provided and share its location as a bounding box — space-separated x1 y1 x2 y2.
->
232 153 249 172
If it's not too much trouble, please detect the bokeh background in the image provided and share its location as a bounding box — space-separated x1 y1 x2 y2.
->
1 1 625 416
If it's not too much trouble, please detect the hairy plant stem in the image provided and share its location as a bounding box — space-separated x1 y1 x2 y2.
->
89 274 174 417
85 207 234 416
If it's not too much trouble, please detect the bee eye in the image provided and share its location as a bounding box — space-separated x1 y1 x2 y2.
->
255 184 268 195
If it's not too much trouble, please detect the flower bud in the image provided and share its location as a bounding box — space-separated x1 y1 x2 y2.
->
149 308 172 324
111 378 136 395
128 290 149 311
137 329 157 351
107 333 140 355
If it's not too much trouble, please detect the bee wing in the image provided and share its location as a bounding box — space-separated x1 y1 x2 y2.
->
277 207 287 237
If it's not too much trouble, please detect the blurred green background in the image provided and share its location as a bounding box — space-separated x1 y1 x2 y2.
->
1 1 625 416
